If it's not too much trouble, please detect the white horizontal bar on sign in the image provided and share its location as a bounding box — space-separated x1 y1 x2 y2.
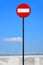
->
18 8 30 13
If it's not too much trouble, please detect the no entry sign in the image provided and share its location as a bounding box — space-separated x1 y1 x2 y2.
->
16 4 31 18
16 3 31 65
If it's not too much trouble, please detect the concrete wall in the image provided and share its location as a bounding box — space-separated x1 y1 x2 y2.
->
0 55 43 65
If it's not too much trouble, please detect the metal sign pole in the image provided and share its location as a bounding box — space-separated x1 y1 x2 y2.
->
16 3 31 65
22 18 24 65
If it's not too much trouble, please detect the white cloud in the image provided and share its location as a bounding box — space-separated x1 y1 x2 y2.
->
3 37 22 42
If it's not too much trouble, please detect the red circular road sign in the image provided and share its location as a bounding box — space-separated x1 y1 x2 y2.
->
16 4 31 18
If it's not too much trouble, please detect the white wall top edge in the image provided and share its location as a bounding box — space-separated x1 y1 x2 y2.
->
0 55 43 58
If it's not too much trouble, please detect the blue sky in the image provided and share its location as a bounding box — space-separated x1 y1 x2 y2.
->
0 0 43 55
